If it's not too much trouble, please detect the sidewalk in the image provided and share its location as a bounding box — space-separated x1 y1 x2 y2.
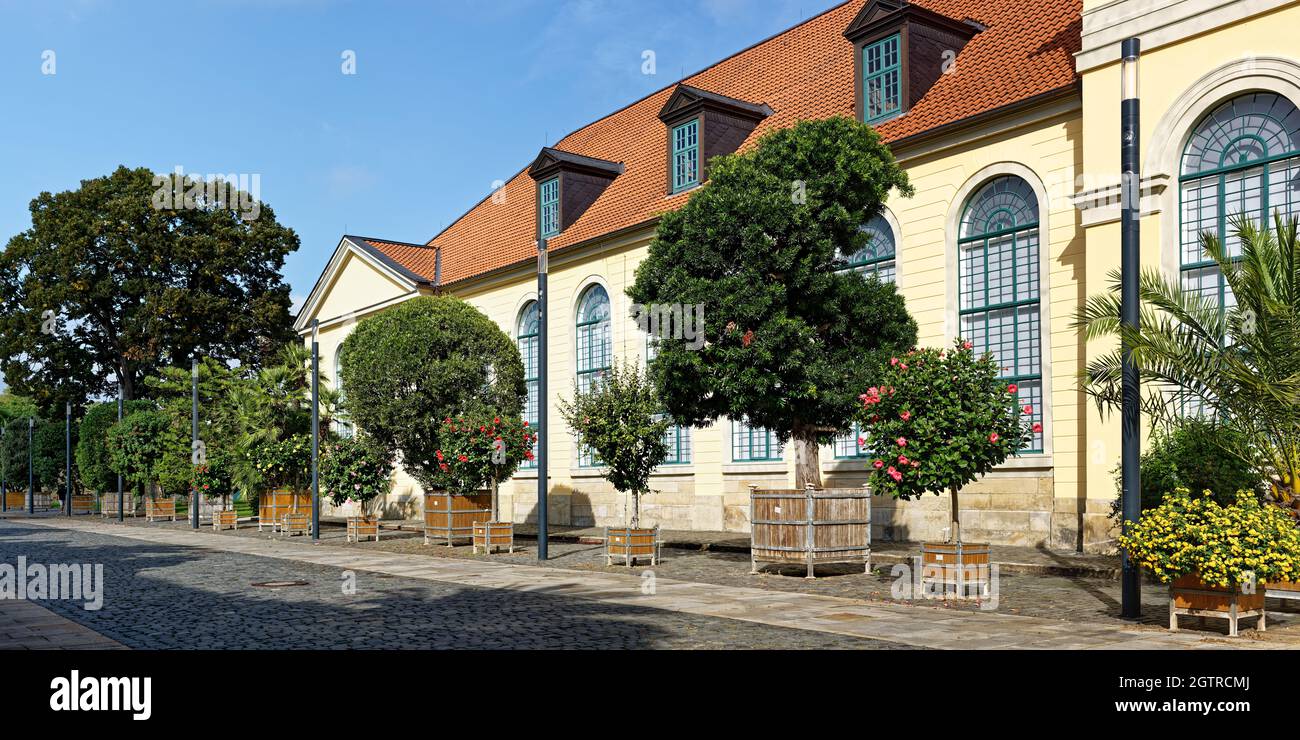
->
0 598 126 650
15 516 1288 650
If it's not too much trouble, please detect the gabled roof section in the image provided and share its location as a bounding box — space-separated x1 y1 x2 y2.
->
657 84 774 123
527 147 625 181
425 0 1082 288
293 235 437 332
843 0 979 43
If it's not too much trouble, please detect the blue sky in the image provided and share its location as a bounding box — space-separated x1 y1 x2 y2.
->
0 0 842 318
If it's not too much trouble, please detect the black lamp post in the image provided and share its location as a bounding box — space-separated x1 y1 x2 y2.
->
117 384 124 523
537 237 549 561
65 402 72 517
27 417 34 515
1120 37 1143 619
191 358 200 530
311 319 320 543
1 424 7 514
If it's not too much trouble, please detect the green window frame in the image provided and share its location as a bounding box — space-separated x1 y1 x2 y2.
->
333 350 353 440
732 418 782 463
539 177 560 238
646 336 691 465
863 34 901 124
958 175 1044 454
517 301 540 468
672 119 700 193
1179 93 1300 313
576 285 611 467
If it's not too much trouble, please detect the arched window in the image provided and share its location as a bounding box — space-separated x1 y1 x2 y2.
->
517 301 540 468
959 175 1043 453
646 334 692 465
334 348 354 439
835 213 897 458
1180 92 1300 308
838 213 897 283
575 284 611 466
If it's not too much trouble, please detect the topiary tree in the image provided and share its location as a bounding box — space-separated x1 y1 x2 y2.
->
321 433 394 513
340 296 526 493
627 116 917 488
32 419 75 500
858 340 1035 543
1113 417 1263 517
559 360 670 527
77 400 153 495
106 408 187 499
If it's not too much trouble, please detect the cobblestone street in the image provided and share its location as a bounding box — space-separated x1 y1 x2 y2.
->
0 519 911 650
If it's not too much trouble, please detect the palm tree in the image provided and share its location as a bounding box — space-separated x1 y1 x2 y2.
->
1076 214 1300 506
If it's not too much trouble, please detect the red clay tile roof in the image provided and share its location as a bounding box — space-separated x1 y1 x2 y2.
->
366 0 1081 287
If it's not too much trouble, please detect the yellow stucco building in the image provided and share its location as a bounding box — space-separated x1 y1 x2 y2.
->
296 0 1300 552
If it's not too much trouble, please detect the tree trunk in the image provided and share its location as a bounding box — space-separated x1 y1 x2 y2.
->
793 430 823 490
490 477 499 522
948 485 961 544
630 490 641 529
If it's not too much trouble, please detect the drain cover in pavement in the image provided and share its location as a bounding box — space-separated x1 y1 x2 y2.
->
251 580 310 588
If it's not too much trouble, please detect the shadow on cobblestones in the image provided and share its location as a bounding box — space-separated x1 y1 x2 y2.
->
0 521 913 650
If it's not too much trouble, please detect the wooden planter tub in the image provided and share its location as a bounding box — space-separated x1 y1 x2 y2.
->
605 526 659 567
280 512 310 537
100 493 138 518
146 498 177 522
920 541 992 597
1266 579 1300 601
212 510 238 531
423 492 491 546
259 488 310 532
347 516 380 543
473 522 514 554
1170 573 1265 637
70 494 95 515
749 486 871 579
3 490 25 509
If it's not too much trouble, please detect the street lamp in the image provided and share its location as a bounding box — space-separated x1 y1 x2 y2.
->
27 417 34 515
536 237 549 561
65 402 72 518
1 424 7 513
117 383 124 523
1120 37 1143 619
191 358 199 529
311 319 320 543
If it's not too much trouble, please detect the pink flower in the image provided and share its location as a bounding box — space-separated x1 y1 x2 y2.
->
868 387 879 397
989 432 1000 443
1008 384 1018 394
911 461 920 468
1032 423 1043 434
900 363 909 371
872 459 884 470
896 437 907 447
888 467 903 482
1023 405 1033 415
898 455 909 465
900 411 911 422
890 358 899 366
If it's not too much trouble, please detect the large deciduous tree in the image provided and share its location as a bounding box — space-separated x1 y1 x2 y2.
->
627 116 918 488
0 165 299 413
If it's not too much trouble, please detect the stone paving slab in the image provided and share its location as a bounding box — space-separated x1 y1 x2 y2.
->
0 598 126 650
13 517 1290 650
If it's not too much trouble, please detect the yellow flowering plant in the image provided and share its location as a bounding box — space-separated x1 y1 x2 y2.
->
1120 487 1300 587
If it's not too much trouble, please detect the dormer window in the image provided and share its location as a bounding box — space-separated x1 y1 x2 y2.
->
863 34 902 123
659 84 771 195
672 119 700 193
539 177 560 238
527 148 623 239
844 0 980 126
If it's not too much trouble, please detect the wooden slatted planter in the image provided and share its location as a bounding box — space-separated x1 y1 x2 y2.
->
100 493 138 518
4 490 27 509
749 486 871 579
423 492 491 546
473 522 514 554
259 488 310 532
70 494 95 515
920 541 992 597
1170 573 1265 637
146 498 177 522
280 512 310 537
347 516 380 543
212 510 238 531
1266 579 1300 601
605 526 659 567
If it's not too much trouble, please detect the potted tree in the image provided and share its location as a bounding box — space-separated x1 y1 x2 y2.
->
425 415 532 552
560 360 670 567
78 400 153 517
1122 487 1300 636
244 434 312 533
321 433 393 543
859 340 1035 594
337 296 526 540
106 407 187 522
